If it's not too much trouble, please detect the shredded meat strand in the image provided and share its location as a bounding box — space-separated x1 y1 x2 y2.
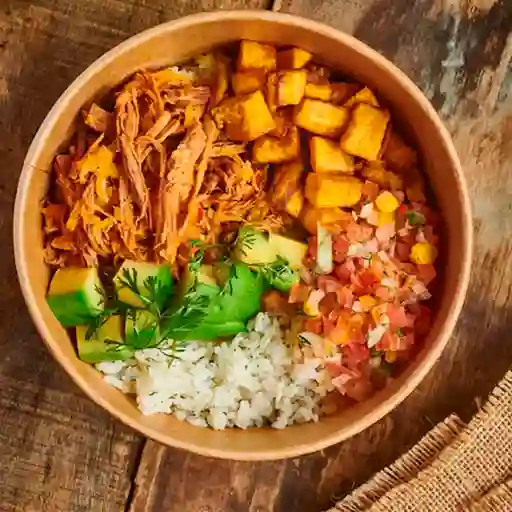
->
44 65 286 269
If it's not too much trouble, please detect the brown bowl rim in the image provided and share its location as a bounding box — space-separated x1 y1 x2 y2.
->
13 10 473 460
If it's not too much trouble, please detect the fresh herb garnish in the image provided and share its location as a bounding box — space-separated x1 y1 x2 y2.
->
235 228 258 257
298 334 311 347
405 211 425 227
251 256 291 281
84 260 211 357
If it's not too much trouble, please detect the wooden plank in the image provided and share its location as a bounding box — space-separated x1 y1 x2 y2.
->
0 1 270 511
128 1 512 511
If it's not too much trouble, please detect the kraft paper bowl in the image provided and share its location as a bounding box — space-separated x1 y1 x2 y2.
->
14 11 472 460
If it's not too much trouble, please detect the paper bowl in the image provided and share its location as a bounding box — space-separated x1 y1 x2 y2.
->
13 11 472 460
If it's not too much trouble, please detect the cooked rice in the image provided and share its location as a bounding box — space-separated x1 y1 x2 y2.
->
97 313 332 429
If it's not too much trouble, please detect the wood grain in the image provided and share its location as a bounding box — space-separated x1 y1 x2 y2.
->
0 0 510 510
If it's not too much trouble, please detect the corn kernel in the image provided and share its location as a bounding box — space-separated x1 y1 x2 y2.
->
359 295 377 311
375 191 400 213
385 351 397 363
410 242 437 265
378 211 395 226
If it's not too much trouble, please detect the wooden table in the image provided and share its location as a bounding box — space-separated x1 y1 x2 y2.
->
0 0 510 510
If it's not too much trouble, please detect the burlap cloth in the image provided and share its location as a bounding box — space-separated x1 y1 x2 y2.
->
327 369 512 511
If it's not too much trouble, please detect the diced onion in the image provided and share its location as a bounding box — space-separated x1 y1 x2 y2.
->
366 324 387 348
316 223 333 274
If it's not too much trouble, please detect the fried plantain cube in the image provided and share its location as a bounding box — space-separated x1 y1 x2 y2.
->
277 70 308 106
305 83 332 101
253 126 300 163
305 173 363 208
294 99 349 138
238 40 276 71
277 47 312 69
309 136 355 173
343 86 380 108
231 69 267 95
212 90 276 141
273 161 305 218
340 104 390 160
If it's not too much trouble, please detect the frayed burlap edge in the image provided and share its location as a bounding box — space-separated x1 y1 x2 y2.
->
328 414 465 512
328 369 512 512
469 479 512 511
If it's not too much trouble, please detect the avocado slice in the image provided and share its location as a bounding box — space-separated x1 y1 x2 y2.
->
47 267 105 327
180 263 263 341
269 233 307 269
184 320 246 341
76 315 133 363
125 310 160 349
114 260 173 309
234 227 277 264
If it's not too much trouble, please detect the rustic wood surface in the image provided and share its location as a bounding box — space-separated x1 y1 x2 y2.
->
0 0 510 510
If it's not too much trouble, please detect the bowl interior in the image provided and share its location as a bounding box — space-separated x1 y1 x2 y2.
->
14 11 471 460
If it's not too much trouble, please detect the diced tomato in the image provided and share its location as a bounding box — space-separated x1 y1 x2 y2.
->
319 292 339 315
303 317 323 334
317 275 342 293
289 282 310 303
360 269 378 288
335 286 354 308
370 257 384 280
325 354 348 378
333 235 349 263
322 315 338 337
417 264 436 284
375 285 393 301
342 341 370 367
334 261 355 284
351 269 377 295
350 273 366 295
387 304 414 328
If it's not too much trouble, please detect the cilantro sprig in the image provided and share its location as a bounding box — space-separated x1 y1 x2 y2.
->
84 252 212 355
405 211 425 227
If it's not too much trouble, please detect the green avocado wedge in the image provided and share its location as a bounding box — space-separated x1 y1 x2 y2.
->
76 315 134 363
125 310 160 349
113 260 173 309
47 267 104 327
178 262 263 341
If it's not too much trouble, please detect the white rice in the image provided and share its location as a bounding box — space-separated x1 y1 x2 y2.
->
97 313 332 430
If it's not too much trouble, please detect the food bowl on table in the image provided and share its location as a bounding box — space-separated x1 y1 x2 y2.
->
13 11 472 460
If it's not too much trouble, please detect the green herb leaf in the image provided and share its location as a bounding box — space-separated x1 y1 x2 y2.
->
235 229 258 257
405 211 425 227
298 334 311 347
